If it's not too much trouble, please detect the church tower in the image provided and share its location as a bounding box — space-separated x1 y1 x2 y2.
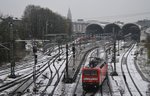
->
67 8 72 20
67 8 72 36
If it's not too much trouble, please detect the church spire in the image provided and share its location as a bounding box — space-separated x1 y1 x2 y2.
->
67 8 72 20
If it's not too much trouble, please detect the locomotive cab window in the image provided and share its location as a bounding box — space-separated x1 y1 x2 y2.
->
83 70 98 76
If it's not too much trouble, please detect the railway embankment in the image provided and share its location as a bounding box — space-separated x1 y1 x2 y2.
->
134 45 150 82
134 43 150 95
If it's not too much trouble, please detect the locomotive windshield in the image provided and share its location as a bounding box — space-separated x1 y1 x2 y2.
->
89 57 104 67
83 70 98 76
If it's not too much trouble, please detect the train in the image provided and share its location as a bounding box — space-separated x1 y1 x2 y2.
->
81 56 108 91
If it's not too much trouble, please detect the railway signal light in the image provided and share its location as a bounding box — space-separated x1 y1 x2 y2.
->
33 46 37 53
72 44 75 57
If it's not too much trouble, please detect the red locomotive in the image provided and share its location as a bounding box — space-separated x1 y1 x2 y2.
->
82 57 108 91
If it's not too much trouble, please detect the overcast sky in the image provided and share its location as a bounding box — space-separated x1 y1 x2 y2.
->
0 0 150 23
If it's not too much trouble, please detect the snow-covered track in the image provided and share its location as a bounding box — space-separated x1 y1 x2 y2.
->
0 51 60 95
42 48 72 95
40 53 66 95
9 51 64 95
72 48 98 95
72 47 111 96
0 58 51 76
121 42 143 96
0 50 60 76
10 47 72 95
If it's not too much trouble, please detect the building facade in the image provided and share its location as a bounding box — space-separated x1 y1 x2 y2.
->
72 19 89 35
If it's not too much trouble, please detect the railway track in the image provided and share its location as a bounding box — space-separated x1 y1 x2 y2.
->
40 54 66 95
0 47 68 95
72 47 111 96
10 50 68 95
0 46 64 76
121 43 143 96
43 48 73 96
82 79 111 96
8 47 73 95
0 42 109 95
0 44 75 95
0 57 50 76
40 47 71 96
71 49 97 96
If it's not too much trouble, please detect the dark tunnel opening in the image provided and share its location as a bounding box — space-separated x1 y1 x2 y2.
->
122 23 141 41
86 24 104 35
104 23 121 40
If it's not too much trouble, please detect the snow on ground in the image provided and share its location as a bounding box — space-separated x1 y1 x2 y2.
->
109 48 128 96
136 47 150 81
0 47 63 95
43 42 150 96
109 43 149 96
53 47 102 96
0 41 150 96
128 46 148 95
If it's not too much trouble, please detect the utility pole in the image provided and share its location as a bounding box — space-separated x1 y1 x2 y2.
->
33 45 38 93
9 22 16 78
72 43 75 70
65 44 69 82
97 48 99 57
58 42 61 61
45 20 48 41
117 40 120 56
57 36 62 61
117 31 121 56
111 27 118 76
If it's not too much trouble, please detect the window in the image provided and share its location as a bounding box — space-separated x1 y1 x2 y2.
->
83 69 98 76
